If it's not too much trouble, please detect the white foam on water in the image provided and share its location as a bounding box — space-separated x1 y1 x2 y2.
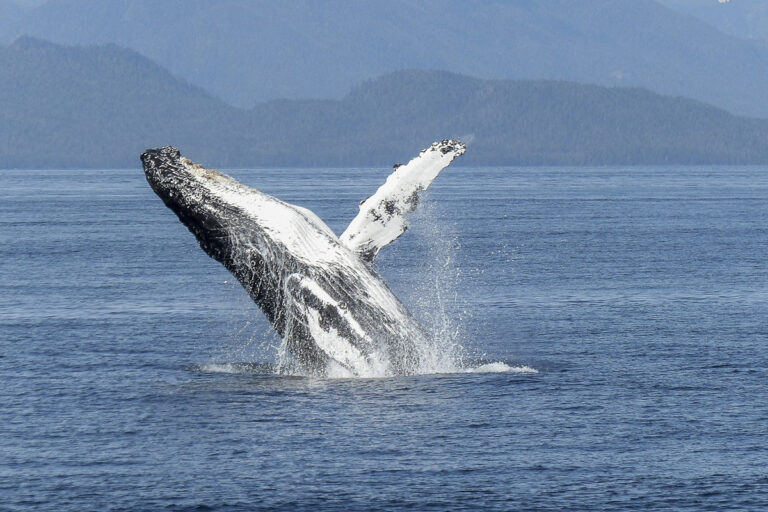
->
318 360 539 378
195 363 247 374
191 353 539 378
463 362 539 374
324 359 357 379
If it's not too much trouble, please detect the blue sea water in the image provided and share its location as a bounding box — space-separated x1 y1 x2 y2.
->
1 166 767 511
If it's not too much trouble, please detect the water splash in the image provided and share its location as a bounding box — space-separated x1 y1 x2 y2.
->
205 195 533 378
384 197 470 374
463 363 538 374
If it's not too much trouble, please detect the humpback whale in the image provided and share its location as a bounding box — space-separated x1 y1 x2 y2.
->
141 140 465 376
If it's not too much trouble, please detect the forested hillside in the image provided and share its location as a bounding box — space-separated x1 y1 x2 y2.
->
3 39 768 168
2 0 768 118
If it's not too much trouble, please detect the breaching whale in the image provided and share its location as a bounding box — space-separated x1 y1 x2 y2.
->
141 140 465 376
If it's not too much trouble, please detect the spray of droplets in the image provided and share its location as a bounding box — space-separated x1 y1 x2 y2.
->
205 195 532 378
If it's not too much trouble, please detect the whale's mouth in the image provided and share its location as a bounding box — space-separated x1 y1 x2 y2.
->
184 360 539 379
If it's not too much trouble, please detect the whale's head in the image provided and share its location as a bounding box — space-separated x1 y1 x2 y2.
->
140 146 267 268
140 147 343 328
141 146 230 209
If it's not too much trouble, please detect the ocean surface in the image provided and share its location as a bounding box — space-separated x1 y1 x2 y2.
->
1 165 767 511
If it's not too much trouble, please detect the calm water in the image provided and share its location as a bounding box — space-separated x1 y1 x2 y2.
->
1 166 767 511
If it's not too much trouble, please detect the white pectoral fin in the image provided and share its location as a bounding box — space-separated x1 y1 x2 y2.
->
340 139 466 262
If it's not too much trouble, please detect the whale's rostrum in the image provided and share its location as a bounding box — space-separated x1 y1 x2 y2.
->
141 140 466 376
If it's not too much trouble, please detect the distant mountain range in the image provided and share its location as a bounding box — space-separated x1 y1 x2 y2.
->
2 37 768 169
0 37 246 168
1 0 768 119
